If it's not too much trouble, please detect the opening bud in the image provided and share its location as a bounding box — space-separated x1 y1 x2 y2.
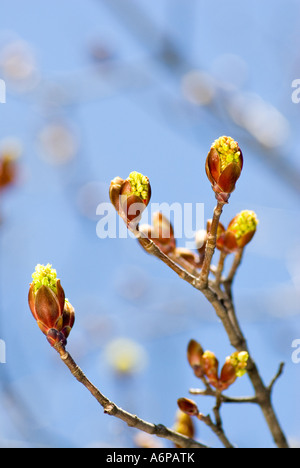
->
217 210 258 253
28 264 75 347
206 136 243 203
109 171 151 228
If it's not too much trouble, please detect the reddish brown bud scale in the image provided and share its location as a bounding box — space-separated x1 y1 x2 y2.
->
219 361 237 391
62 301 75 339
202 351 219 388
187 339 205 378
177 398 199 417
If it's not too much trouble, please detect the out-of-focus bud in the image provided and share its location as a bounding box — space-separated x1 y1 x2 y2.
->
0 155 17 191
174 248 200 269
217 210 258 253
205 136 243 203
187 339 205 378
202 351 219 388
28 264 74 347
109 172 151 227
139 212 176 254
173 410 195 441
177 398 199 417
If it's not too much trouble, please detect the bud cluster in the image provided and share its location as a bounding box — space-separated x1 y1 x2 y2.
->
187 339 249 391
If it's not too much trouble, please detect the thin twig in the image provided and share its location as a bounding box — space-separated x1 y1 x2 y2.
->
189 388 257 404
53 342 208 449
197 412 234 449
224 248 244 285
268 363 285 393
214 251 227 287
199 202 225 288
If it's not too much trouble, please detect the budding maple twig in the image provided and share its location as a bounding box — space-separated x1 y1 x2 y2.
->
53 342 207 449
189 388 257 404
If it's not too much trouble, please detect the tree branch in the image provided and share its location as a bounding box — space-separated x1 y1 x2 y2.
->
53 342 208 449
133 219 289 448
268 362 285 393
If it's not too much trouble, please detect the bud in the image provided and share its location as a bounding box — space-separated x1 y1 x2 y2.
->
205 136 243 203
187 339 205 378
219 361 237 391
139 212 176 254
202 351 219 388
173 410 195 441
28 264 75 347
0 155 17 191
217 210 258 253
109 171 151 227
177 398 199 417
